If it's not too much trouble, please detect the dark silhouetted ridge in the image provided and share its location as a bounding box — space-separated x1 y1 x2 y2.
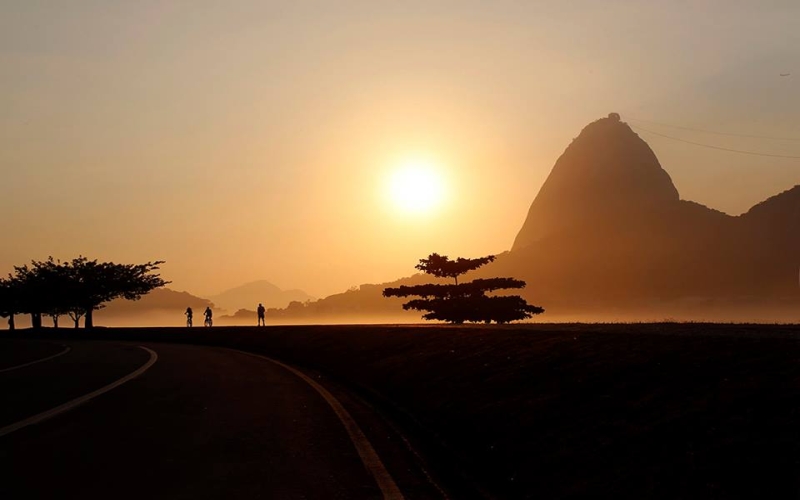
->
261 114 800 322
513 113 680 251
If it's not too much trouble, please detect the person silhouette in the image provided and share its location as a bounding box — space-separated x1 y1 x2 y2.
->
203 306 213 327
257 303 266 326
185 307 193 327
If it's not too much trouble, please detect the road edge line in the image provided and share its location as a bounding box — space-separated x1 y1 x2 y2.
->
0 345 72 373
0 346 158 438
228 348 405 500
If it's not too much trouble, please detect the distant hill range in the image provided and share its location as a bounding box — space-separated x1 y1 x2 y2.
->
101 288 214 314
95 281 315 326
209 280 315 313
264 113 800 322
96 288 215 326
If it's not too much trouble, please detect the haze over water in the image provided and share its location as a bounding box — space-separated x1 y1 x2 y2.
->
2 1 798 298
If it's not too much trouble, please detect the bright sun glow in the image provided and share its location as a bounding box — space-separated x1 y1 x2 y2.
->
387 159 446 215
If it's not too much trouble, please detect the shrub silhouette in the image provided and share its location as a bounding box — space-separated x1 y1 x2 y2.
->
384 253 544 324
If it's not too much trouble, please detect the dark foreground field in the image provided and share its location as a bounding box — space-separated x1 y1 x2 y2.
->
6 323 800 498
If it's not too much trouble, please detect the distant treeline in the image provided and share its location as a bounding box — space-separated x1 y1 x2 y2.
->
0 257 168 330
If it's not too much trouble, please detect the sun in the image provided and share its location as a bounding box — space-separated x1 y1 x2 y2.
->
387 159 446 215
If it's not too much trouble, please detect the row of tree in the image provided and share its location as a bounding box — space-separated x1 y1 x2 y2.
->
384 253 544 324
0 257 168 330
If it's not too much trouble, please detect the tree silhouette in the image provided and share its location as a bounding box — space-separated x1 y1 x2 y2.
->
384 253 544 324
27 258 84 328
7 264 48 329
3 257 168 329
0 278 20 330
415 254 496 285
58 257 169 328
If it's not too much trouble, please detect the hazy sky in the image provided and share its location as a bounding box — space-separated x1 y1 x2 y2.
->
2 1 799 298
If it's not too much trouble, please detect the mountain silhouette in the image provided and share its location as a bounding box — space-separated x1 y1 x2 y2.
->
209 280 314 312
96 288 216 326
737 186 800 295
513 113 681 251
496 113 800 316
267 113 799 322
101 288 215 313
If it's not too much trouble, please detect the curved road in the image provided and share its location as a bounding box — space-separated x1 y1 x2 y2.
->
0 340 448 499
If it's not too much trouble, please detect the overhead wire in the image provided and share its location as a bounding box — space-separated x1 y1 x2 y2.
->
629 124 800 159
626 117 800 142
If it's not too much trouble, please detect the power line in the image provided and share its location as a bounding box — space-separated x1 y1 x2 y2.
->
631 125 800 159
627 118 800 142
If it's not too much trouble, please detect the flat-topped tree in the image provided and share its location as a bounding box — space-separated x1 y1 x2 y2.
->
12 258 77 328
384 253 544 324
415 253 496 285
63 257 169 328
26 257 87 328
5 256 169 329
7 263 50 329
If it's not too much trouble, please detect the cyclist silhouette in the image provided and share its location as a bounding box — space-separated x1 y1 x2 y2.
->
185 307 193 327
257 303 266 326
204 307 213 327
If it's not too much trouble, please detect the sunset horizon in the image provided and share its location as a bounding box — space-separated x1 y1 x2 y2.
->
2 3 800 499
3 2 798 301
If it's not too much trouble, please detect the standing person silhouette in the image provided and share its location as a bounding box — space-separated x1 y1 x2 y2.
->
203 306 213 327
185 307 193 327
257 303 266 326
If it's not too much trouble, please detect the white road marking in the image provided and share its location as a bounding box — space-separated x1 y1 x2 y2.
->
0 345 72 373
229 348 405 500
381 416 451 499
0 346 157 438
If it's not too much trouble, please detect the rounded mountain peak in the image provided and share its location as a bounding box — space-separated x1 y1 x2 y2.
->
512 113 680 250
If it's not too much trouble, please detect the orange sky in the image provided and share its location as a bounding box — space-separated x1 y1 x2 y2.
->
1 1 799 298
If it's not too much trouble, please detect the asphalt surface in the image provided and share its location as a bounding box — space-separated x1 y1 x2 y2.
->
0 340 446 499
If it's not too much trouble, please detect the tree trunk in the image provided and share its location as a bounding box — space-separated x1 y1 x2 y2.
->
7 315 14 331
52 316 59 329
73 317 80 329
31 313 42 329
85 308 94 329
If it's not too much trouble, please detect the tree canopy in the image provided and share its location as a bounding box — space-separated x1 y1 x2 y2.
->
384 253 544 324
2 256 169 329
414 253 496 285
0 278 20 329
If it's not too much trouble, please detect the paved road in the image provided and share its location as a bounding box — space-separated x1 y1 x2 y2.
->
0 340 447 499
